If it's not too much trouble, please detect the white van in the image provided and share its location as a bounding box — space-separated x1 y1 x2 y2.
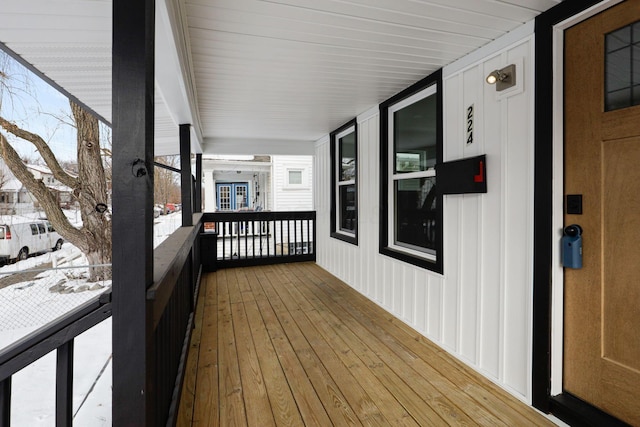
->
0 220 64 263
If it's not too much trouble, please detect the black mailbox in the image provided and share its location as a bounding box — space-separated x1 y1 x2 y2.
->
435 154 487 195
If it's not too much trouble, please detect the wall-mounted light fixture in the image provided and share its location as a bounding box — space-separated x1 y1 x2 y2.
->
486 64 516 91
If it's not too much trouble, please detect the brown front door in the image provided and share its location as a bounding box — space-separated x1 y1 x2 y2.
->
564 1 640 424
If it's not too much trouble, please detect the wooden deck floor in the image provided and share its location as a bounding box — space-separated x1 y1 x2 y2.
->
177 262 555 426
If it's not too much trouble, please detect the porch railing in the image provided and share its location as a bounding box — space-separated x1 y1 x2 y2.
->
0 288 112 426
0 214 203 426
0 210 315 425
146 216 201 426
201 210 316 270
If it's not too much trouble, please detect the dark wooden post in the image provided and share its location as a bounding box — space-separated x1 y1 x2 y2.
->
0 377 10 426
195 153 202 213
56 341 74 426
112 0 156 425
180 124 193 226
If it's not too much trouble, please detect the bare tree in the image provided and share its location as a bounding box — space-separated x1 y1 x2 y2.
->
154 155 180 211
0 101 111 281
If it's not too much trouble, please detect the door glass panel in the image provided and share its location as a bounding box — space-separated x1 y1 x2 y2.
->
235 185 247 209
605 21 640 111
606 47 631 92
607 26 630 52
607 88 632 110
218 185 231 211
634 46 640 85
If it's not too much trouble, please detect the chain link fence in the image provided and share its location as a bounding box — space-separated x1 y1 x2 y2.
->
0 263 111 335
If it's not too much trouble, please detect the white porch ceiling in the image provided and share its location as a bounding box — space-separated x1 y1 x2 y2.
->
0 0 562 156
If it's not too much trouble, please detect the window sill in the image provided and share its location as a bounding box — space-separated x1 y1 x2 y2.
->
331 231 358 245
379 246 442 274
283 185 310 191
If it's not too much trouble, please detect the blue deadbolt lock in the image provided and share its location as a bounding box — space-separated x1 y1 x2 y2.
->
562 224 583 269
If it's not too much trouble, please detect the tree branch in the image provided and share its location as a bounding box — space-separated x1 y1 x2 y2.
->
0 132 85 245
0 116 78 188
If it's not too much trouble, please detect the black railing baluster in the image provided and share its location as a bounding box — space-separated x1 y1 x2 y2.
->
272 220 276 256
252 221 256 259
280 220 284 256
201 211 316 267
222 222 226 260
230 221 234 259
1 377 10 427
56 341 74 427
244 221 248 260
267 221 271 257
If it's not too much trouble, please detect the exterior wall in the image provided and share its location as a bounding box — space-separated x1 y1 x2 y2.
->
314 29 535 402
203 170 215 212
272 155 313 211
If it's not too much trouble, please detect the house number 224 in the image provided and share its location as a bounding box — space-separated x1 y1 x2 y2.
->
466 104 474 145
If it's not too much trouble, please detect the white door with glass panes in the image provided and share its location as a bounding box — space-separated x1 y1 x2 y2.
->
216 183 249 211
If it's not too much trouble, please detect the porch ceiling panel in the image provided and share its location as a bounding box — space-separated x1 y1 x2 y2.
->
186 0 561 150
1 0 562 156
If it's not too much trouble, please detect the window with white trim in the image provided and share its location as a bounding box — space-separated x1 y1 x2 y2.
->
380 71 442 272
288 170 303 185
330 119 358 245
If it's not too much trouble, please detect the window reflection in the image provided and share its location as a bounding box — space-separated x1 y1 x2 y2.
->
339 184 356 232
394 177 436 252
339 132 356 182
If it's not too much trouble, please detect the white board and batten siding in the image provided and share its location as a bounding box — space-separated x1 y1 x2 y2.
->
314 24 536 403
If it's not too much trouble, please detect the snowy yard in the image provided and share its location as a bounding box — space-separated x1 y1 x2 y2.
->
0 210 182 426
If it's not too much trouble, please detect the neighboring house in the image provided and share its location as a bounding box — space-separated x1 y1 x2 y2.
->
0 161 76 214
0 178 31 215
202 154 313 257
202 154 312 212
24 164 75 208
271 155 313 212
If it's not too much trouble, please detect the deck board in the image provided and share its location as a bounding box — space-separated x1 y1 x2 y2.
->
180 263 556 426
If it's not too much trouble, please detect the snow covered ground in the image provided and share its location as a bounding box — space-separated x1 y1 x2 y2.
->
0 209 182 426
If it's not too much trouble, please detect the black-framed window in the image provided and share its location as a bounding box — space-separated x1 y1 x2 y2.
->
330 119 358 245
380 70 443 273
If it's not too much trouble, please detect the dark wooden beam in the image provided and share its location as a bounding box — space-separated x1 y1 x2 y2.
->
195 153 202 213
180 124 193 226
112 0 156 425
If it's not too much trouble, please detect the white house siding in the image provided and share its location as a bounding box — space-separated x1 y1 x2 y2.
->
272 155 313 212
314 28 535 403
